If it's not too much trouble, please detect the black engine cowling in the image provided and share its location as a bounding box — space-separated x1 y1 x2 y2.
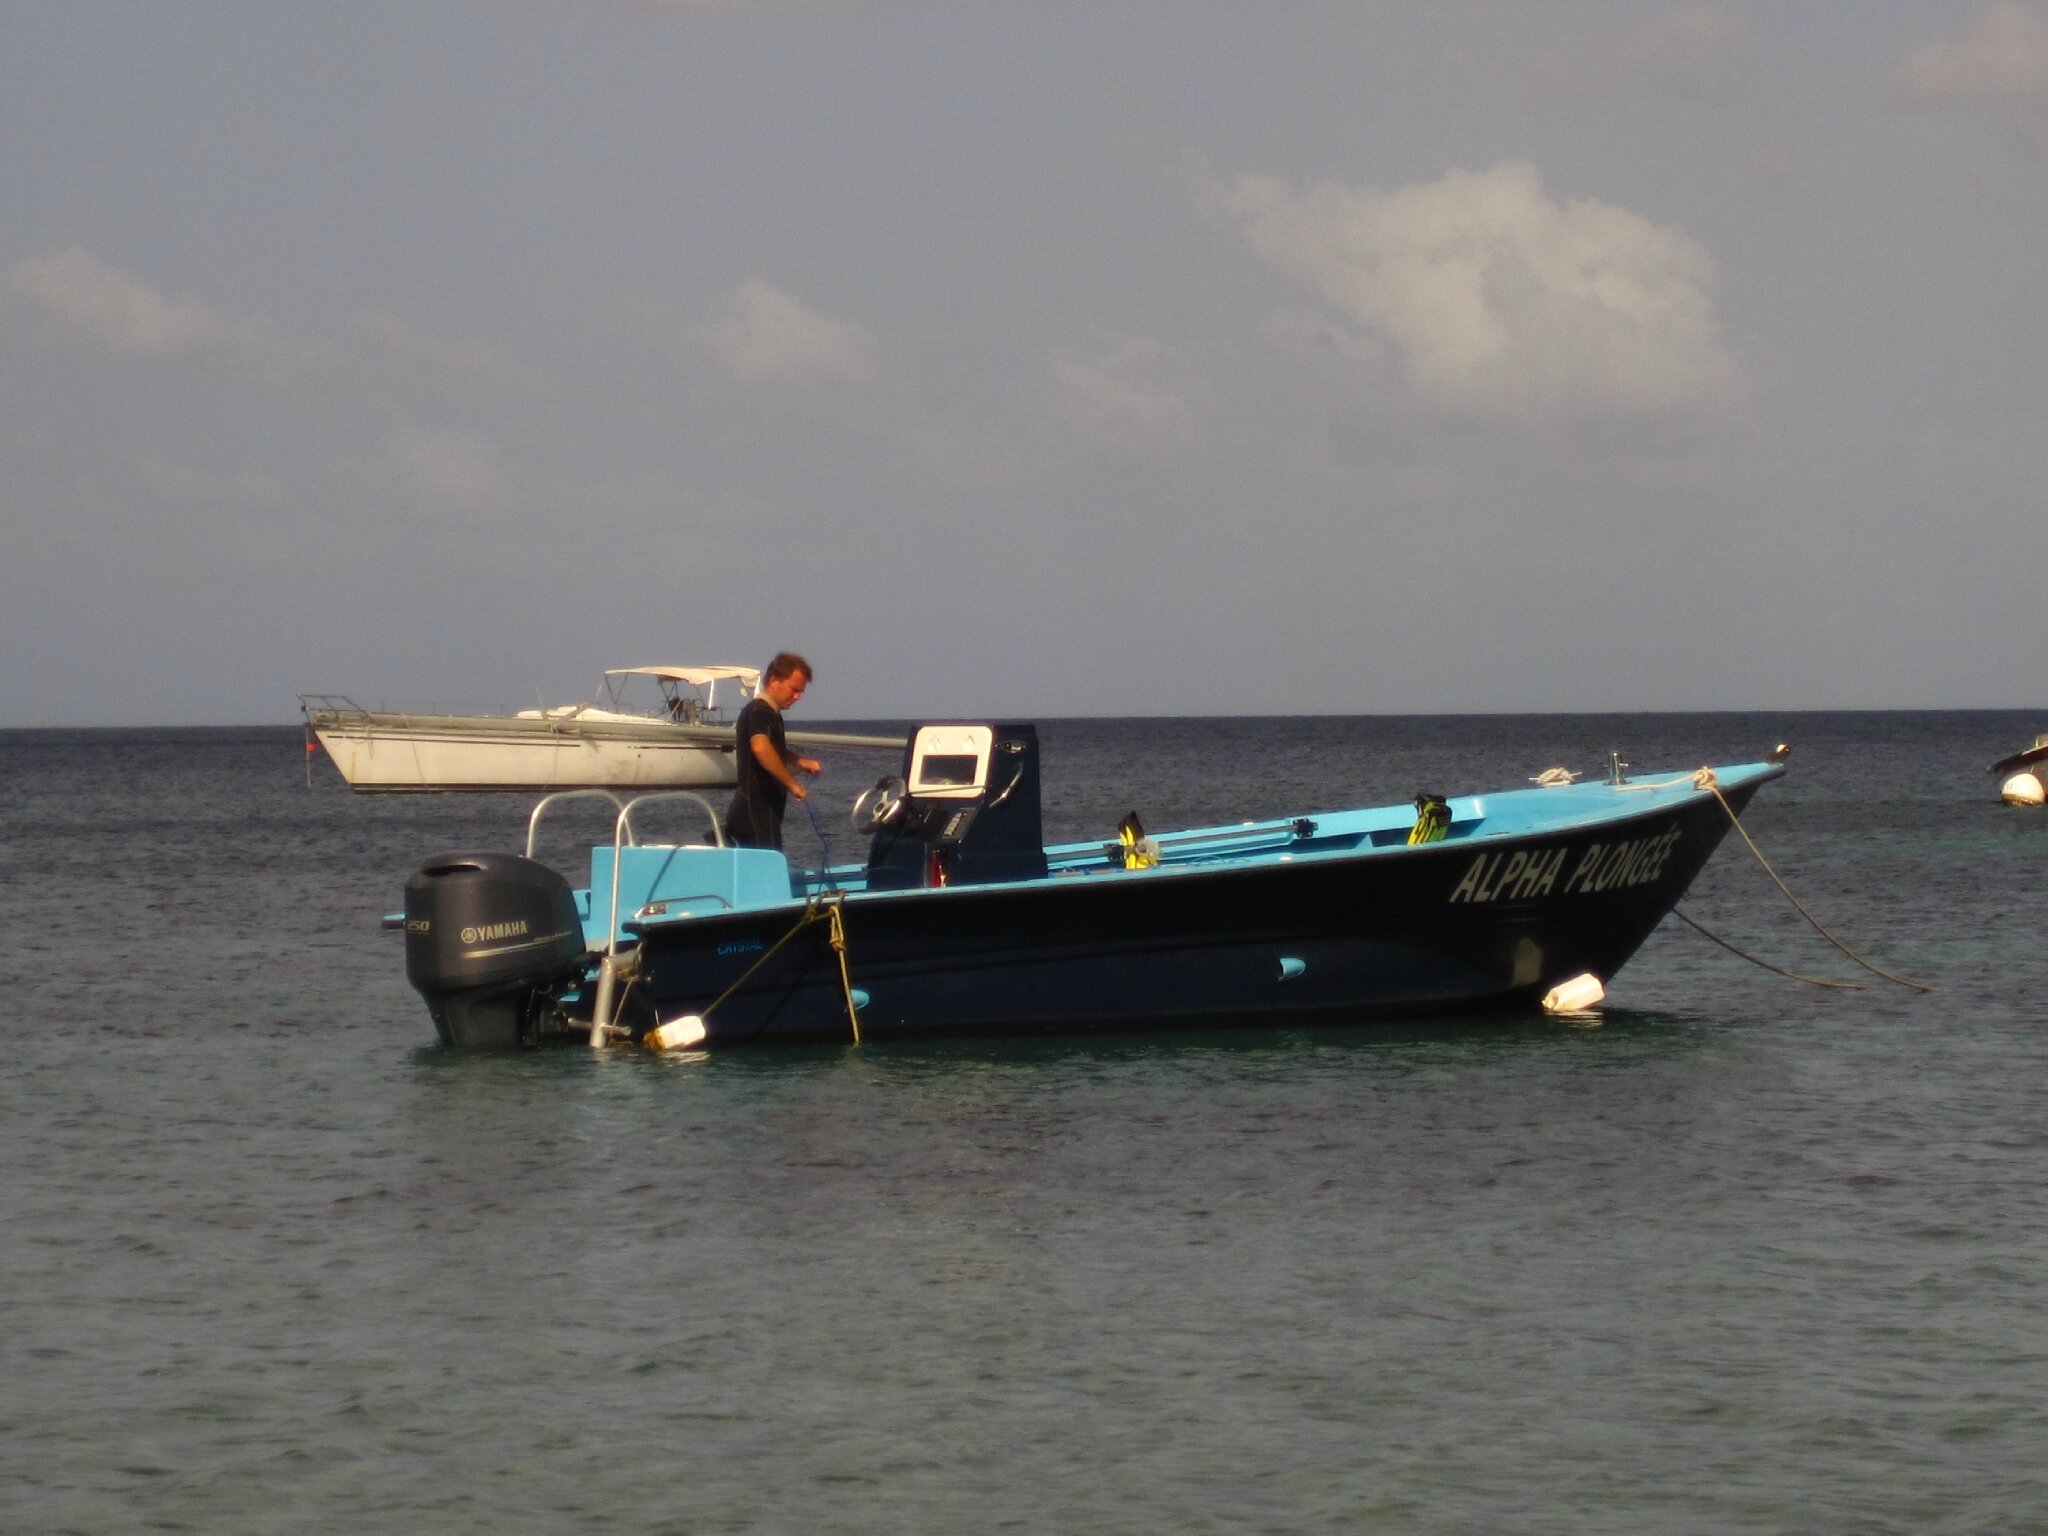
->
404 851 587 1049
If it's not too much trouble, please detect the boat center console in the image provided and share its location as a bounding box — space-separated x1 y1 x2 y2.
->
862 723 1050 890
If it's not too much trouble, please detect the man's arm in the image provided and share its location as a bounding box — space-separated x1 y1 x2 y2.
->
749 733 809 799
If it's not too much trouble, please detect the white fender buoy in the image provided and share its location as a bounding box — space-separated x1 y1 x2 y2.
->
1541 972 1605 1014
2001 771 2045 807
644 1014 708 1052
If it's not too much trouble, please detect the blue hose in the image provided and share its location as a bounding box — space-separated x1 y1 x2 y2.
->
800 786 839 890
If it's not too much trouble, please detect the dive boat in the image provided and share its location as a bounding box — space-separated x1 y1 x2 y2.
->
395 721 1786 1050
301 665 902 793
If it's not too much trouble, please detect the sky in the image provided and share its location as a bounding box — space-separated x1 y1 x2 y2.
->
4 1 2047 725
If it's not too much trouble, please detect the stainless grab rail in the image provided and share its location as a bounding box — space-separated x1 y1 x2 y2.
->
584 791 730 1047
603 792 727 955
525 789 632 859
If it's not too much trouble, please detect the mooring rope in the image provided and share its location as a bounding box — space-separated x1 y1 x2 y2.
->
1669 908 1864 990
672 891 863 1045
1687 771 1933 994
823 900 859 1043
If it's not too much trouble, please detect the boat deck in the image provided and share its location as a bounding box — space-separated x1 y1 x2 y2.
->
562 763 1775 949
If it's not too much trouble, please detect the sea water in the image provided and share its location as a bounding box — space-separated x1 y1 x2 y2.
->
2 713 2045 1534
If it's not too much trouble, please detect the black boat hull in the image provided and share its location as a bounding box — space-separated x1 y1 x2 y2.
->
594 777 1764 1047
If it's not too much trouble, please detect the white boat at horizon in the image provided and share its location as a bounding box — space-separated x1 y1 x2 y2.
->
1989 732 2048 806
301 665 904 793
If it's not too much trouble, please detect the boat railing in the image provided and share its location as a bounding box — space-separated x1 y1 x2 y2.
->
526 790 634 859
566 790 735 1046
612 791 727 852
601 792 728 958
1047 816 1319 871
298 693 369 720
1151 817 1318 852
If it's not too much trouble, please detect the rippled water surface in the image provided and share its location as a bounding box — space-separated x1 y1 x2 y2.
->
3 714 2046 1533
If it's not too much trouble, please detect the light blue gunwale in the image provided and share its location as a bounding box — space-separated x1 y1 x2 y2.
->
584 761 1779 946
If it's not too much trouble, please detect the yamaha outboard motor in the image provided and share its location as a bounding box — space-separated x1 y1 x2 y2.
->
403 851 588 1049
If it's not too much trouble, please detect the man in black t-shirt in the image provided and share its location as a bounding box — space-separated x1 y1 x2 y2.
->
723 652 822 850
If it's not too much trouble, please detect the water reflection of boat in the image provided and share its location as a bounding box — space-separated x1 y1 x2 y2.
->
1989 735 2048 806
394 720 1787 1050
300 665 902 793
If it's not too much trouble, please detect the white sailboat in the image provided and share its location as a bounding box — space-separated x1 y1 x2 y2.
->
301 666 902 793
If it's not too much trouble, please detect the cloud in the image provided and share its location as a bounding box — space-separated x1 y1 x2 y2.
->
3 247 540 403
1534 5 1749 94
1048 335 1207 457
3 246 272 360
1201 160 1742 428
1894 2 2048 103
698 278 880 390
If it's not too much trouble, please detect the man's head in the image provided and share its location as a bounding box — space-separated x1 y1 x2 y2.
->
761 651 812 710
